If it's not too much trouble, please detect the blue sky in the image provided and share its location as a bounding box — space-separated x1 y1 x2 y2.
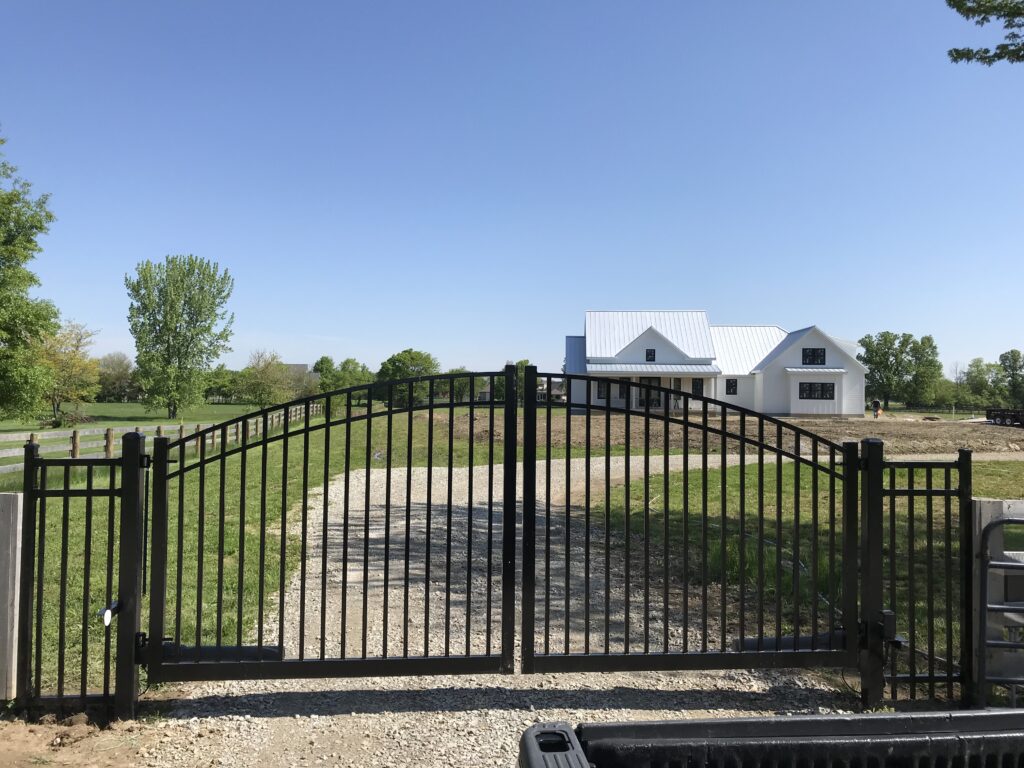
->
2 2 1021 374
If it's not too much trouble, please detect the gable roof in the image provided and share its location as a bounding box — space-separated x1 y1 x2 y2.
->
752 326 867 372
709 325 788 376
585 311 715 359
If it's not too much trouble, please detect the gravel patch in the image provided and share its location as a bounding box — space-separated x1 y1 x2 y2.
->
128 455 855 768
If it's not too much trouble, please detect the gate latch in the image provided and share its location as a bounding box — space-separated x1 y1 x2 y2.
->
135 632 149 665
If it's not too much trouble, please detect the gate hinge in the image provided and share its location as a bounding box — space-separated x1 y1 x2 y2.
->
858 457 869 470
141 454 152 469
135 632 148 665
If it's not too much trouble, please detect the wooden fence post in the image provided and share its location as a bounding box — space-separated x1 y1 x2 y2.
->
156 425 163 438
71 430 80 458
194 425 201 456
178 425 185 442
105 428 114 458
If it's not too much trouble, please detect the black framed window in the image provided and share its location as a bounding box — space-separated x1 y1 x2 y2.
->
691 378 704 397
725 378 738 395
645 348 656 362
618 378 630 399
802 347 826 365
597 380 609 399
799 382 835 400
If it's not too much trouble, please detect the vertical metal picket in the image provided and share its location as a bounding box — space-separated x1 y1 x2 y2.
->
16 443 39 707
147 437 169 685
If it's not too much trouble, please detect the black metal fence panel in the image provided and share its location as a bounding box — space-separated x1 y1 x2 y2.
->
522 371 858 673
17 441 141 712
147 368 517 683
876 451 973 702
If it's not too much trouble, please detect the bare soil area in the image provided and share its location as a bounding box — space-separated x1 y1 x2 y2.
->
457 410 1022 457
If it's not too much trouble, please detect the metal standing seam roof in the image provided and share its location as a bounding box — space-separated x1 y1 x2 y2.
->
564 336 586 375
586 363 721 374
584 311 715 359
709 325 788 375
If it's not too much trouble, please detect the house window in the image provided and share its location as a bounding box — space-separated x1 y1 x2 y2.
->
725 378 738 395
802 348 826 365
597 380 609 400
691 378 704 397
646 348 656 362
617 378 630 399
671 377 682 391
799 382 835 400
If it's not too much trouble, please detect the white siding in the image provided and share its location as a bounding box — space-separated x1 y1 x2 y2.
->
713 374 757 410
759 327 865 416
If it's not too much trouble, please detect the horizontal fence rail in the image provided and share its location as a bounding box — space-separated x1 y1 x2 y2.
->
522 370 858 674
147 370 517 683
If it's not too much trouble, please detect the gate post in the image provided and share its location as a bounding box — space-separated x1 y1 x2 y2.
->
147 437 169 683
859 437 885 709
520 366 537 673
115 432 146 719
957 448 975 706
841 442 859 661
16 443 39 707
501 364 519 673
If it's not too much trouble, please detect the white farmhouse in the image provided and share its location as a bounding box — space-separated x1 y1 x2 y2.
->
564 311 866 417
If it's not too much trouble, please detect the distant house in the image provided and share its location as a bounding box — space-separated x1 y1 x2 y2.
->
564 311 866 417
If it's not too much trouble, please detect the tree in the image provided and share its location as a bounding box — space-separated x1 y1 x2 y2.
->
377 349 440 405
38 321 99 424
904 335 943 407
447 366 471 402
965 357 1009 405
999 349 1024 407
238 350 295 409
312 356 337 391
515 359 531 404
98 352 138 402
125 255 234 418
0 136 60 417
203 364 240 403
947 0 1024 65
334 358 374 391
858 332 915 409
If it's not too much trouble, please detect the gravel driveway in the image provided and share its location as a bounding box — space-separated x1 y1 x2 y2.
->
109 453 858 768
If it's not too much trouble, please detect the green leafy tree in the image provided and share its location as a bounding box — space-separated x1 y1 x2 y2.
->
125 255 234 418
858 332 917 409
335 358 374 391
965 357 1009 405
447 366 471 402
0 136 60 417
999 349 1024 407
947 0 1024 65
238 350 295 409
203 363 240 403
904 335 944 407
377 349 440 405
98 352 139 402
515 359 531 404
38 321 100 424
312 356 337 391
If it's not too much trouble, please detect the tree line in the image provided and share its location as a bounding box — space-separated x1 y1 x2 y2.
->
858 332 1024 411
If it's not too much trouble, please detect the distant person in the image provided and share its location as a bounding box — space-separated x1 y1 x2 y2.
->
871 399 882 419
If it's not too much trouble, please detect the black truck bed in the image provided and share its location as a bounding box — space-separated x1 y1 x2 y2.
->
519 711 1024 768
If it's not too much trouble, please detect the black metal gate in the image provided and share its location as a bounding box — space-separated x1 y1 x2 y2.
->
522 371 858 674
146 369 518 685
14 366 978 717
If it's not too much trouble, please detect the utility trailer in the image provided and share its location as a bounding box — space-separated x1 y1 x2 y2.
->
987 407 1024 427
519 712 1024 768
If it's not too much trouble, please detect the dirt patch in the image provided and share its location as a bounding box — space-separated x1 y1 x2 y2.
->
443 410 1019 457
